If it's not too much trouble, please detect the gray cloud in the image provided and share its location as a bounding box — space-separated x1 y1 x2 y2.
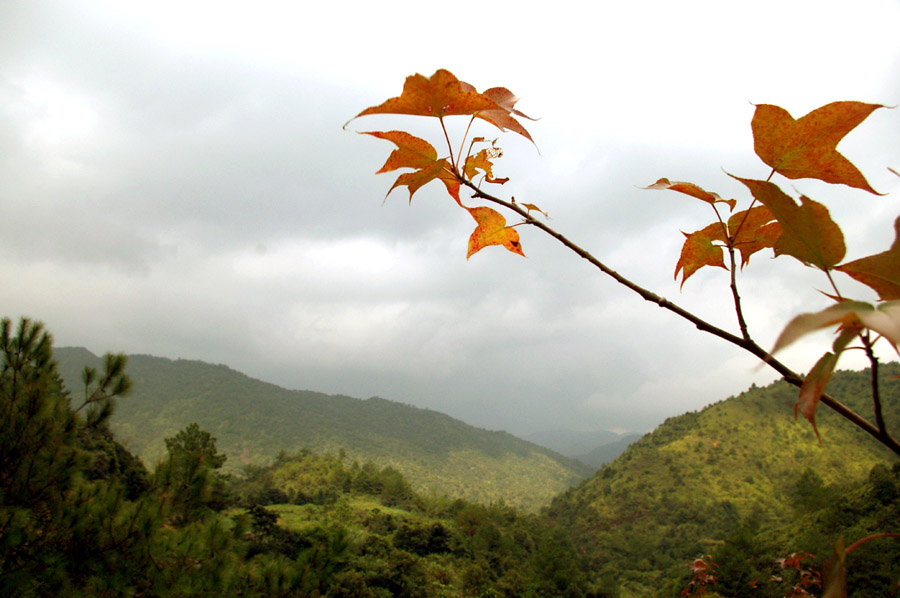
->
2 0 899 438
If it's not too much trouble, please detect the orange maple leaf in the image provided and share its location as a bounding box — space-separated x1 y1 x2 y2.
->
821 538 848 598
837 216 900 300
768 299 900 437
645 178 737 211
348 69 501 122
465 206 525 259
727 206 780 268
348 70 536 145
793 326 858 442
751 101 885 193
361 130 459 203
796 351 840 442
474 86 538 145
675 222 728 287
732 176 845 271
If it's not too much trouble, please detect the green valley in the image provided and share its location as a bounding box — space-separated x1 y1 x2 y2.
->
53 347 592 512
4 318 899 597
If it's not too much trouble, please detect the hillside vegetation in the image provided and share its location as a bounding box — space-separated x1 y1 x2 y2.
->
2 321 605 597
54 347 591 512
5 320 899 596
547 363 900 596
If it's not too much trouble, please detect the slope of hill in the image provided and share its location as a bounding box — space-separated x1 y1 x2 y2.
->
54 347 591 512
546 363 900 596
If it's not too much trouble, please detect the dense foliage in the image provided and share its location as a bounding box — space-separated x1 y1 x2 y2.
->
1 319 606 597
54 347 591 512
1 318 241 596
547 365 900 596
229 449 613 598
4 318 898 596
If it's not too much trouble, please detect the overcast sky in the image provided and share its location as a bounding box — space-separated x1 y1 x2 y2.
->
2 0 899 437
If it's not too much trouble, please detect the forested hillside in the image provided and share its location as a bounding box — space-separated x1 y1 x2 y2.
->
54 347 591 511
1 319 606 597
547 363 900 596
5 319 899 596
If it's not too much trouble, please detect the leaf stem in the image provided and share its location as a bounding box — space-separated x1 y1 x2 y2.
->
712 203 752 341
824 270 842 299
726 239 751 341
456 116 476 171
440 117 456 172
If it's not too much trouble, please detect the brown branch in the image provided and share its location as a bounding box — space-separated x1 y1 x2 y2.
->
726 241 751 341
845 533 900 556
463 179 900 457
863 335 887 435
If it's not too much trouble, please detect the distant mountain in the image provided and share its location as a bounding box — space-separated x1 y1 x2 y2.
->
546 364 900 596
54 348 592 512
524 428 628 457
573 433 642 468
524 428 643 469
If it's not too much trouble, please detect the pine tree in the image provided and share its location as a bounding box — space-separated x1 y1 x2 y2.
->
155 422 231 523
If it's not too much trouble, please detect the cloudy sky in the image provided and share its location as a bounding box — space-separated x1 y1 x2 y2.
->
2 0 899 437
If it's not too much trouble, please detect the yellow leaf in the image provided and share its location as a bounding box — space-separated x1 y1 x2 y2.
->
465 206 525 259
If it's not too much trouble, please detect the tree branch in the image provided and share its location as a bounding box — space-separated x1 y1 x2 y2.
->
864 334 887 436
464 180 900 457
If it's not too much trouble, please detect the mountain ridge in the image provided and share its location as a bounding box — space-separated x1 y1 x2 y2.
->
54 347 592 512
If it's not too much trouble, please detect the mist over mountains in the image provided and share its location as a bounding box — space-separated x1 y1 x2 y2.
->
523 429 642 468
